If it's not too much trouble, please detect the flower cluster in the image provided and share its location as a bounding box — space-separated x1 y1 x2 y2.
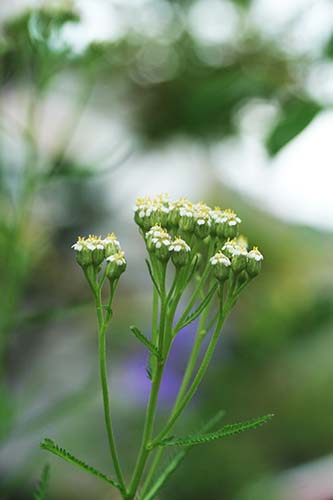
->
72 233 126 280
134 194 242 241
210 237 263 282
134 194 263 281
145 225 191 266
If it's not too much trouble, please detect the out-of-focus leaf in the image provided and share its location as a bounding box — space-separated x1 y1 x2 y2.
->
323 32 333 59
266 97 322 156
34 464 50 500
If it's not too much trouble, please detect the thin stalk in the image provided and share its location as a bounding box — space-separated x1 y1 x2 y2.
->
139 447 163 498
175 239 214 330
95 289 126 493
150 305 230 448
127 281 167 499
173 304 210 411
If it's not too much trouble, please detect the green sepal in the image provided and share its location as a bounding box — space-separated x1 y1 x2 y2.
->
34 464 50 500
143 410 225 500
40 438 121 490
156 414 274 447
130 325 163 361
175 284 218 333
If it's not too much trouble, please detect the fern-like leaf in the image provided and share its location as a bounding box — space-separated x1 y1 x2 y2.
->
176 284 217 333
130 325 162 360
158 414 274 447
34 464 50 500
143 410 225 500
40 438 120 490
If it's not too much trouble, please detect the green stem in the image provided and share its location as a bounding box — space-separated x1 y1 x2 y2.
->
173 305 209 411
95 290 126 493
175 238 214 330
140 447 164 499
127 290 167 499
150 306 230 448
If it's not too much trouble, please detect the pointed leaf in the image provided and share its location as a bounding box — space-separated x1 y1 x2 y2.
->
34 464 50 500
266 98 321 156
130 325 162 360
40 438 120 490
143 410 225 500
158 414 274 447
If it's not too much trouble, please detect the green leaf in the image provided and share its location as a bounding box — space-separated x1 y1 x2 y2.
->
34 464 50 500
40 438 120 490
130 325 163 360
176 284 218 333
157 414 274 447
266 98 321 156
143 410 225 500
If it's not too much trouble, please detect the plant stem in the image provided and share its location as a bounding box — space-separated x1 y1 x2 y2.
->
150 306 230 447
95 290 126 493
140 305 211 495
127 263 171 499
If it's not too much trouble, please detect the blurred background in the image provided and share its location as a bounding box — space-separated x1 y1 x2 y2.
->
0 0 333 499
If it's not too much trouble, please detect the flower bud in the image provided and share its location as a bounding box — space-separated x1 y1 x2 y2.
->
221 209 241 239
168 197 189 227
169 237 191 267
134 196 154 231
222 239 247 274
210 251 231 282
106 250 127 280
150 194 170 227
247 247 263 277
178 205 195 233
145 225 172 262
103 233 120 257
72 235 105 267
193 202 211 239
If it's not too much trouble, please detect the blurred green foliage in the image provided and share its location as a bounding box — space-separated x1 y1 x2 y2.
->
0 2 332 499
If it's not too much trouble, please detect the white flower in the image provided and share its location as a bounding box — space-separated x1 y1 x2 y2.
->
169 237 191 253
222 239 247 257
103 233 120 248
106 250 126 266
247 247 264 261
210 252 231 267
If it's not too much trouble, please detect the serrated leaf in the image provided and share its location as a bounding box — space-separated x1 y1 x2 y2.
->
176 284 217 333
130 325 162 360
157 414 274 447
34 464 50 500
40 438 120 490
266 98 321 156
143 410 225 500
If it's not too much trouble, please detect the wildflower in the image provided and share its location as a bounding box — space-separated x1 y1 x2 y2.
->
106 250 127 280
168 197 189 227
222 238 248 273
211 208 241 239
247 247 263 277
210 251 231 282
151 194 170 227
134 196 154 231
72 235 105 267
193 202 211 239
103 233 120 257
178 201 195 233
146 225 172 261
169 237 191 267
